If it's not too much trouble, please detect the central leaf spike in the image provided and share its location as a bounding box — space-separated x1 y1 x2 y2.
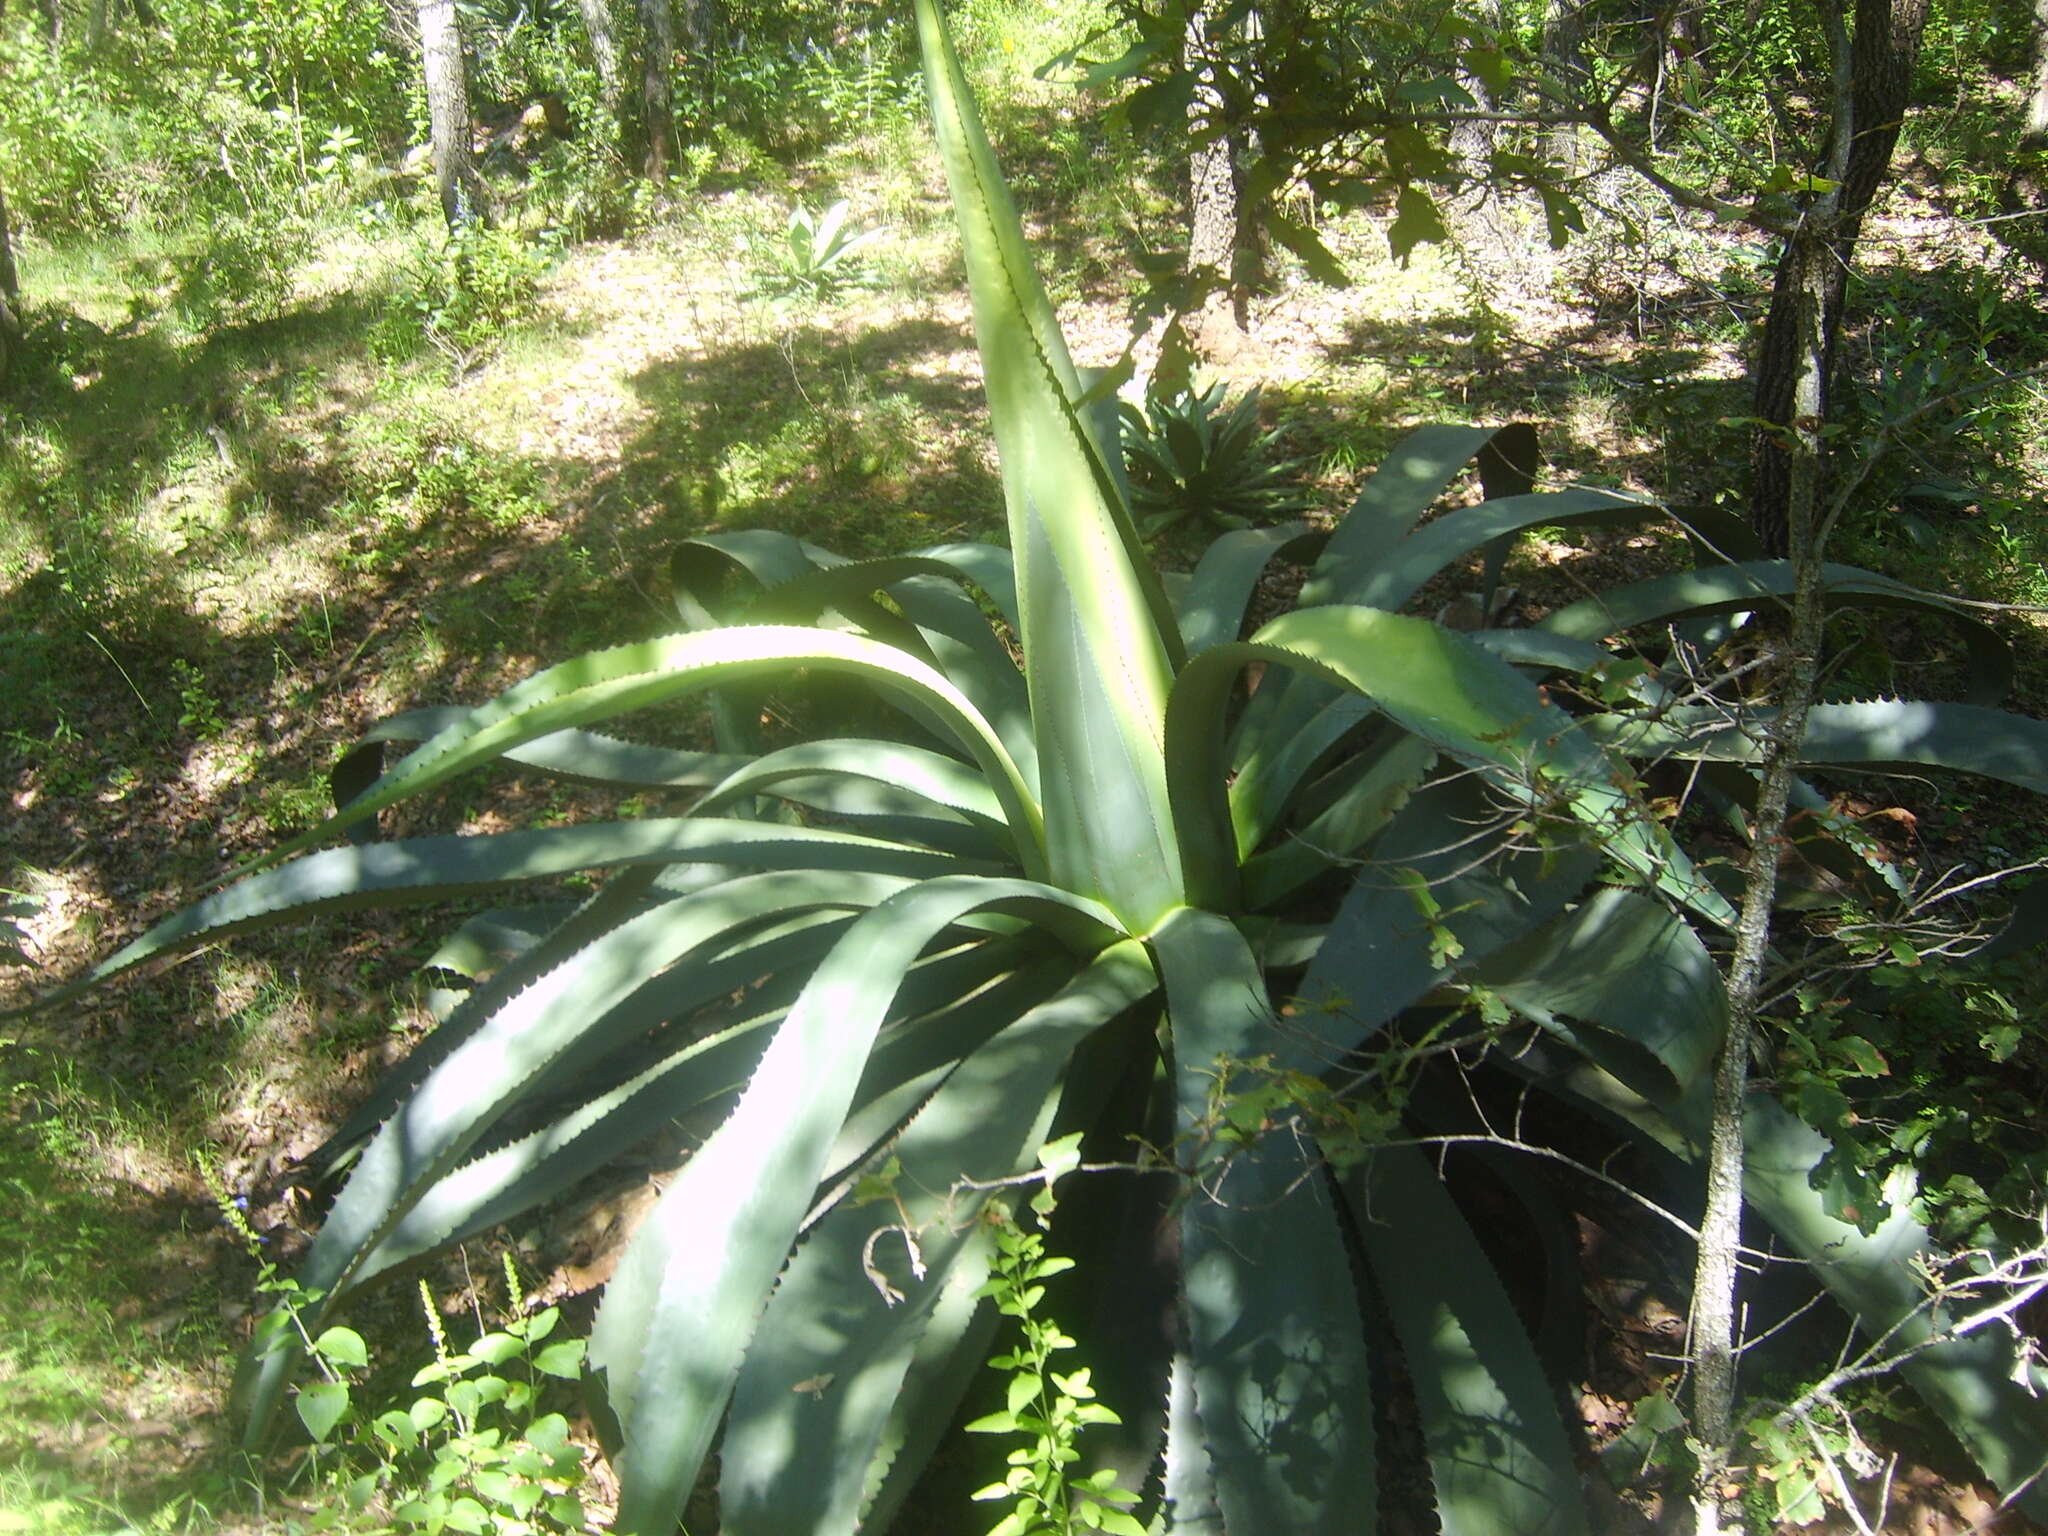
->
916 0 1188 927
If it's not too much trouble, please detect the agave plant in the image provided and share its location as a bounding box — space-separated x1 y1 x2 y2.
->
29 3 2048 1532
759 197 886 299
1120 380 1311 535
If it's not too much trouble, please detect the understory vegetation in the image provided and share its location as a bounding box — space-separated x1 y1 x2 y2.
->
7 0 2048 1533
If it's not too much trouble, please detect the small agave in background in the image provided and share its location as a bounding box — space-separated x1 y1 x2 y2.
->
760 196 887 300
1120 381 1312 535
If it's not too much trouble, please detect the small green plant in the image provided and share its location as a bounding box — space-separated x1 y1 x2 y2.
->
170 658 227 741
966 1139 1144 1536
373 228 553 367
754 199 886 300
202 1163 587 1534
1119 382 1312 536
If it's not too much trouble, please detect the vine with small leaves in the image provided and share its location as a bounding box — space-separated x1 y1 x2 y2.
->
966 1135 1146 1536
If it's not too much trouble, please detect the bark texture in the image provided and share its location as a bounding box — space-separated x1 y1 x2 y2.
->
1750 0 1930 555
575 0 625 123
1182 0 1255 357
418 0 488 231
1184 4 1241 296
638 0 675 181
1689 252 1829 1535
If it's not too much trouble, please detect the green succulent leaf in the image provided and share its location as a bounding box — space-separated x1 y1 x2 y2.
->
253 625 1047 881
589 876 1123 1536
917 0 1184 928
720 942 1159 1535
1154 908 1375 1535
1348 1143 1589 1536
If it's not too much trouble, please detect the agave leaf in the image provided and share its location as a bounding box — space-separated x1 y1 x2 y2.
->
1347 1143 1589 1536
1737 1099 2048 1515
721 941 1159 1535
670 529 842 630
1238 735 1439 907
237 870 915 1434
1167 605 1725 921
1345 486 1657 614
1472 886 1723 1103
332 708 750 813
1293 778 1603 1058
861 1259 1011 1536
814 199 852 261
355 933 1044 1292
309 870 675 1171
1174 520 1324 655
709 543 1032 769
1296 424 1539 608
418 906 570 1019
1539 562 2012 704
694 740 1008 828
739 543 1020 629
818 957 1073 1195
916 0 1185 927
1229 691 1384 858
1224 426 1530 771
251 626 1046 879
1588 698 2048 796
1158 1352 1225 1534
1153 907 1375 1535
589 875 1123 1536
1535 1053 2048 1516
38 818 982 1010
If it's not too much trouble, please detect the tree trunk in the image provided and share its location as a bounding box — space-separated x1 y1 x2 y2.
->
575 0 626 132
1750 0 1930 555
677 0 717 133
1690 221 1831 1536
1184 0 1249 349
0 180 19 307
638 0 675 181
2028 0 2048 141
1541 0 1591 167
417 0 488 232
0 177 19 391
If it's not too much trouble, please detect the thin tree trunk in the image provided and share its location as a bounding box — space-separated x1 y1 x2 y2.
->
1750 0 1930 554
2030 0 2048 140
1689 228 1830 1534
1184 0 1248 347
0 180 19 306
418 0 488 232
1541 0 1591 167
575 0 625 131
638 0 675 181
37 0 60 47
677 0 716 135
0 177 20 391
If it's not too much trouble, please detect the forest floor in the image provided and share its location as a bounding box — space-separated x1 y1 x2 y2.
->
6 55 2048 1536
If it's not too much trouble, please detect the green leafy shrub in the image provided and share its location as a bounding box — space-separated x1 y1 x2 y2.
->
31 5 2048 1533
372 228 554 365
1119 381 1311 535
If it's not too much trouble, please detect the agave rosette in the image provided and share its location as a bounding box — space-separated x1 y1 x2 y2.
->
35 3 2048 1531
